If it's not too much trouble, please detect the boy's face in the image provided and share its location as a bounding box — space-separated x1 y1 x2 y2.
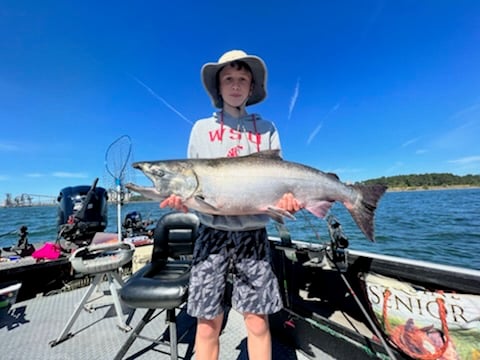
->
218 65 253 108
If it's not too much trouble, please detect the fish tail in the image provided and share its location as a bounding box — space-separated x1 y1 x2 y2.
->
347 184 387 241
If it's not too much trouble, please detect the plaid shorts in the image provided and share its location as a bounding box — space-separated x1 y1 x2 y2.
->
187 224 283 320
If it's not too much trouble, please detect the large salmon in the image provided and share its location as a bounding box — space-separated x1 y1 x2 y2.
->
126 150 387 241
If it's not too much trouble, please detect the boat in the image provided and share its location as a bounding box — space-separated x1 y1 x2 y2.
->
268 217 480 359
0 179 154 303
1 206 479 359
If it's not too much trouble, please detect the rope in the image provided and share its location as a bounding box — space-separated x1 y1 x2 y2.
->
382 289 450 360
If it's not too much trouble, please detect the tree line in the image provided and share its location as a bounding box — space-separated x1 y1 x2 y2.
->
362 173 480 188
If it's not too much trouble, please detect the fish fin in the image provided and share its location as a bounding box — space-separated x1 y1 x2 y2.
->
305 200 334 218
246 149 282 160
346 184 387 242
266 206 296 223
193 195 220 211
326 172 340 181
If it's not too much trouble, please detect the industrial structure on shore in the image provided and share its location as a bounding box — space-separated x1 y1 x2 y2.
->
2 193 57 207
2 189 133 208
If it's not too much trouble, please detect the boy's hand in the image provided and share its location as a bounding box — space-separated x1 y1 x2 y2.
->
277 193 302 213
160 195 189 213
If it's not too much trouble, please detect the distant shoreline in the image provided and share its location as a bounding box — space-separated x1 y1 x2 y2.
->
1 186 479 208
387 185 480 192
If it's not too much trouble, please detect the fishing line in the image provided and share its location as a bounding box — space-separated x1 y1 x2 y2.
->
324 249 397 360
105 135 132 242
300 212 397 359
298 209 323 244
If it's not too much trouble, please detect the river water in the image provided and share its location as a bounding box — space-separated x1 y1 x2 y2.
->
1 188 479 270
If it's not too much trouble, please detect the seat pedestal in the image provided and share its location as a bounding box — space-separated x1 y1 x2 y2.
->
49 242 134 347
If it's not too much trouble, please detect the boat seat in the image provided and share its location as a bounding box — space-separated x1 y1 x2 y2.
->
114 211 199 360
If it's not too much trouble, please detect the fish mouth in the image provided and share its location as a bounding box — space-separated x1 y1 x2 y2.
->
125 182 140 190
130 162 159 184
125 182 147 193
125 183 165 201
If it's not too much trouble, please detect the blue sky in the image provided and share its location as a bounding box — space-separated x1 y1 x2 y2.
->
1 1 479 202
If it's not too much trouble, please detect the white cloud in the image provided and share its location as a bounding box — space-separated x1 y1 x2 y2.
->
27 173 45 178
448 155 480 165
52 172 89 178
433 119 479 150
0 142 20 152
401 137 420 148
329 167 363 175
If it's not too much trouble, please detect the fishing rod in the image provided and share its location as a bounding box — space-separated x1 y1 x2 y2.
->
75 178 99 222
105 135 132 242
0 229 17 238
325 215 397 360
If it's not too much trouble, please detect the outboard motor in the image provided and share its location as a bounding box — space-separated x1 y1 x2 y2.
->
123 211 143 237
56 178 108 251
123 211 153 238
123 211 143 230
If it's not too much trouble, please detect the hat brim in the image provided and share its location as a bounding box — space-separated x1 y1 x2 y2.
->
201 55 267 108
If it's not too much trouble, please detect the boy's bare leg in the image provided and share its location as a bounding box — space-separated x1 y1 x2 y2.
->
244 313 271 360
194 314 224 360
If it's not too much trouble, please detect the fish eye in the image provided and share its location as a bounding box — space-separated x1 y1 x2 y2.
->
153 169 165 177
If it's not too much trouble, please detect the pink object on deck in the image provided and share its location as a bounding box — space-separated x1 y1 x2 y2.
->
32 242 61 260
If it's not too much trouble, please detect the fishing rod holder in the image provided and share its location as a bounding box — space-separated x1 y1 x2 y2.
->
326 215 349 271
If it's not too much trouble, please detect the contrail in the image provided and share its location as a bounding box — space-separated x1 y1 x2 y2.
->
307 103 340 145
450 102 480 120
129 74 193 125
288 78 300 120
307 122 323 145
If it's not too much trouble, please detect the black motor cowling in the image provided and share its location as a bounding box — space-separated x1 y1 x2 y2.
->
56 178 108 250
123 211 143 231
123 211 154 238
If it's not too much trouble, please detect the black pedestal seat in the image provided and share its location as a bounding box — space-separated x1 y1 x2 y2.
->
114 212 199 360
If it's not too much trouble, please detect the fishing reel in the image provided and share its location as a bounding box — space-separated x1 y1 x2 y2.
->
326 215 349 271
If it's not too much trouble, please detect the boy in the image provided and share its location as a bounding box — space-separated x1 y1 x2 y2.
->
161 50 300 360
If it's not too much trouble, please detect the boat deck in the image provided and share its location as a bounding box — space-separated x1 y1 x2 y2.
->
0 277 323 360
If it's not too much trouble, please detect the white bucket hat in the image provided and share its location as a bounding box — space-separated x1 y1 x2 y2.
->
201 50 267 108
